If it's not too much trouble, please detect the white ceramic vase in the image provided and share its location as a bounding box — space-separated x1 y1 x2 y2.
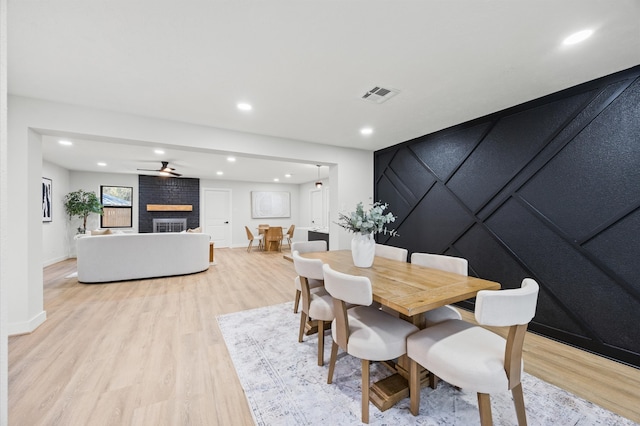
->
351 233 375 268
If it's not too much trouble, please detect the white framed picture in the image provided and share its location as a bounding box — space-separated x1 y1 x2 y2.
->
251 191 290 218
42 177 53 222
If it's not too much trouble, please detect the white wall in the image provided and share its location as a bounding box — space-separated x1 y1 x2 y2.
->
298 178 329 229
68 170 139 233
1 0 8 422
200 178 302 248
6 95 372 342
42 161 70 266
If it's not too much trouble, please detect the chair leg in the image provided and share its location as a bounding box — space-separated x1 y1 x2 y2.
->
247 240 252 252
512 383 528 426
409 358 420 416
293 289 301 313
477 393 493 426
298 311 307 343
429 372 439 389
362 359 370 424
327 342 339 384
317 320 324 366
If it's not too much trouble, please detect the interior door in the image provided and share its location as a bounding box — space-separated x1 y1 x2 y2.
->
310 189 323 227
203 188 231 247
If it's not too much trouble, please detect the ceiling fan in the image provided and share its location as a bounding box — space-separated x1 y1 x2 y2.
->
137 161 182 177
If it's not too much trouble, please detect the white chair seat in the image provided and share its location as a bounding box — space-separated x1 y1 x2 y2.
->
408 319 518 394
422 305 462 327
333 305 418 361
308 288 334 320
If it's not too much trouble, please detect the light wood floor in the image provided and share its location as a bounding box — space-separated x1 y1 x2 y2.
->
9 248 640 425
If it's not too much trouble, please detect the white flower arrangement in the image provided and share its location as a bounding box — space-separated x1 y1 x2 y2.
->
336 201 399 236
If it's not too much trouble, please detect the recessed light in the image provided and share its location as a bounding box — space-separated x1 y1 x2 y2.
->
227 156 236 162
237 103 252 111
273 178 279 182
59 140 72 146
285 174 292 178
97 162 107 167
216 171 224 176
154 149 165 155
563 29 594 45
360 127 373 135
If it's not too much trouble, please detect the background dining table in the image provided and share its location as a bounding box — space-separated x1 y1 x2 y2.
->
258 226 285 251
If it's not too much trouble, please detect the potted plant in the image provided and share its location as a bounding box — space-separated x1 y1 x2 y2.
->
63 189 103 234
335 201 398 267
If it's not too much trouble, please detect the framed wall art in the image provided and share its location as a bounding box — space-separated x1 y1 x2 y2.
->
42 177 52 222
251 191 290 218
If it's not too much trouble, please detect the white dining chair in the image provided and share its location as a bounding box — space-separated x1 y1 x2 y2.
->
407 278 540 426
410 253 468 326
375 243 408 262
323 264 419 423
244 226 263 252
292 251 334 366
291 241 327 313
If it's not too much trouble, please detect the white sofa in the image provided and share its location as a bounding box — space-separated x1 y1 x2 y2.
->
76 232 210 283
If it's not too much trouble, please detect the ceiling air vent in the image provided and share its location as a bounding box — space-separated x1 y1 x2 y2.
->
361 86 400 104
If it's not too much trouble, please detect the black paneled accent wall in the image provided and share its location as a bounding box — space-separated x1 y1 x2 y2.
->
138 175 200 232
375 65 640 368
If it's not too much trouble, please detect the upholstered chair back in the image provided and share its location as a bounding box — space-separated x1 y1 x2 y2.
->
292 251 324 281
322 264 372 307
291 240 327 254
475 278 539 326
375 244 408 262
410 253 468 276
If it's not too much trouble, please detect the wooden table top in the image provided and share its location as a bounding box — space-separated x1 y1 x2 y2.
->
300 250 501 318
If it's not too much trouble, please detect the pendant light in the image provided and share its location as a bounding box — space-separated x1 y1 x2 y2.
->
315 165 323 189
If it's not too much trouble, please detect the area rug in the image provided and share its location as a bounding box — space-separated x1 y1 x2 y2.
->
217 303 637 425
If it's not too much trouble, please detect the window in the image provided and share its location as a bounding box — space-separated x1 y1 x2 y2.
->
100 186 133 228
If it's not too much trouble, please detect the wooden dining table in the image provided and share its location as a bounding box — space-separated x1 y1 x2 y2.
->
296 249 501 411
258 226 285 251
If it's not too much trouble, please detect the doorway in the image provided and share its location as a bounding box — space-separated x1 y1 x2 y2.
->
202 188 231 247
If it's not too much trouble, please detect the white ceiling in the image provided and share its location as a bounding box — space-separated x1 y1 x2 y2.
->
8 1 640 183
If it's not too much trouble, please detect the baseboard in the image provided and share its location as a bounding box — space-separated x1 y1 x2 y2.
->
43 255 70 267
8 310 47 336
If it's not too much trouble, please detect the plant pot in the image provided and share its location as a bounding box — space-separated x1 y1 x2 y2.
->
351 233 375 268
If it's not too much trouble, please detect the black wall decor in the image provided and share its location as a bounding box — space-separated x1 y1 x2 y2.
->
138 175 200 232
375 65 640 368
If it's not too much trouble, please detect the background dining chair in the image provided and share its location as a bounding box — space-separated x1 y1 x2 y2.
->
375 243 408 262
410 253 468 327
265 226 284 251
284 224 295 249
244 226 263 252
406 278 539 426
291 241 327 313
292 251 334 366
323 264 419 424
258 224 269 236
